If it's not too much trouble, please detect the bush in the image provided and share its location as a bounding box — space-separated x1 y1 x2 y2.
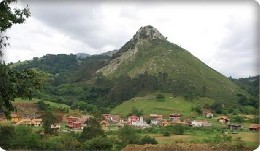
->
139 135 158 144
172 125 185 135
83 136 113 150
163 131 170 136
156 94 165 101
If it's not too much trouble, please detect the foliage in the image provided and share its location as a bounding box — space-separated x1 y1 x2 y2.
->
156 94 165 101
118 125 140 146
0 125 40 150
0 0 30 51
0 65 46 116
139 135 158 145
79 117 104 141
161 125 185 135
83 136 113 150
42 111 57 135
0 125 15 149
127 106 143 117
192 105 203 115
231 115 244 123
203 133 232 144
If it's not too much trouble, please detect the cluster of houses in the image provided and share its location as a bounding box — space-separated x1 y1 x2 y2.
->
9 113 43 127
2 112 260 132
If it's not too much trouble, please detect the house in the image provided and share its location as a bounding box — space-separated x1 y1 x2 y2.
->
249 124 260 131
128 116 148 128
31 118 43 127
205 112 214 118
128 115 140 125
102 114 122 123
228 124 242 130
16 118 43 127
100 120 110 130
66 115 90 129
16 118 32 126
169 113 181 122
51 123 61 130
218 116 230 123
160 121 171 127
191 120 211 127
150 114 163 125
10 113 21 123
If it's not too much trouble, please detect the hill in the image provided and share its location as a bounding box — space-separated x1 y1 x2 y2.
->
98 25 248 102
230 75 259 97
111 93 215 117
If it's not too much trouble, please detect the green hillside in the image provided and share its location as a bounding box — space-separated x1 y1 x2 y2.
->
98 25 249 103
111 93 215 117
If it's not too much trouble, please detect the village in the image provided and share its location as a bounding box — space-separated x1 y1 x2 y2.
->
1 111 259 133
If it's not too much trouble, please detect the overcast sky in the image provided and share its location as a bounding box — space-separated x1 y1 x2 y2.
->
2 1 259 78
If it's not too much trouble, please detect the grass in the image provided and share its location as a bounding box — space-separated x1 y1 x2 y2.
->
14 98 70 109
111 93 215 117
144 129 259 149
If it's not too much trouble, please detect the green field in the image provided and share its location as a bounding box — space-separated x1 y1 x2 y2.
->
111 93 215 117
14 98 70 109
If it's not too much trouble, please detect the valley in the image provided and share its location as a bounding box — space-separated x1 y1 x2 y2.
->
1 25 259 150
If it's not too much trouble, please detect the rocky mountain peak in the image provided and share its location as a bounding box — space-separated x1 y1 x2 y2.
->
133 25 166 41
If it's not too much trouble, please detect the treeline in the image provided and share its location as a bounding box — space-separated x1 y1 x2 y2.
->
11 54 110 84
0 121 157 150
34 71 208 109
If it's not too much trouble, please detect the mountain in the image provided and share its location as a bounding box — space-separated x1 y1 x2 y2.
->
76 53 90 58
100 49 119 57
230 75 259 97
97 25 248 102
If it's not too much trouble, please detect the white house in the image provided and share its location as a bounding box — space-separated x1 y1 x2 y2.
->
191 120 211 127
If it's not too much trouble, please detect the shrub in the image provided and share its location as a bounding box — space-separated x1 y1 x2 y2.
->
83 136 113 150
163 131 170 136
139 135 158 145
156 94 165 101
172 125 185 135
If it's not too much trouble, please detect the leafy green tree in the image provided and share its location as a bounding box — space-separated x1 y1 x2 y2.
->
83 136 113 150
42 111 57 135
0 0 46 117
0 125 15 149
0 0 30 52
79 117 104 141
192 105 203 115
12 126 40 149
231 115 244 123
0 66 46 117
118 125 140 146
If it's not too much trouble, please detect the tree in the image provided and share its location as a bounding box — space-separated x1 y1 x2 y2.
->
1 0 45 117
42 111 57 135
0 0 30 53
83 136 113 150
0 66 46 117
0 125 15 149
118 125 140 146
79 117 104 141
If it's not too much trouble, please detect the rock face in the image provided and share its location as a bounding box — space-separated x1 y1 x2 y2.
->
97 25 166 76
133 25 166 41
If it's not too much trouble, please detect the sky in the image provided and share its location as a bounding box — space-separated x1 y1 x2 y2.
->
2 1 259 78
